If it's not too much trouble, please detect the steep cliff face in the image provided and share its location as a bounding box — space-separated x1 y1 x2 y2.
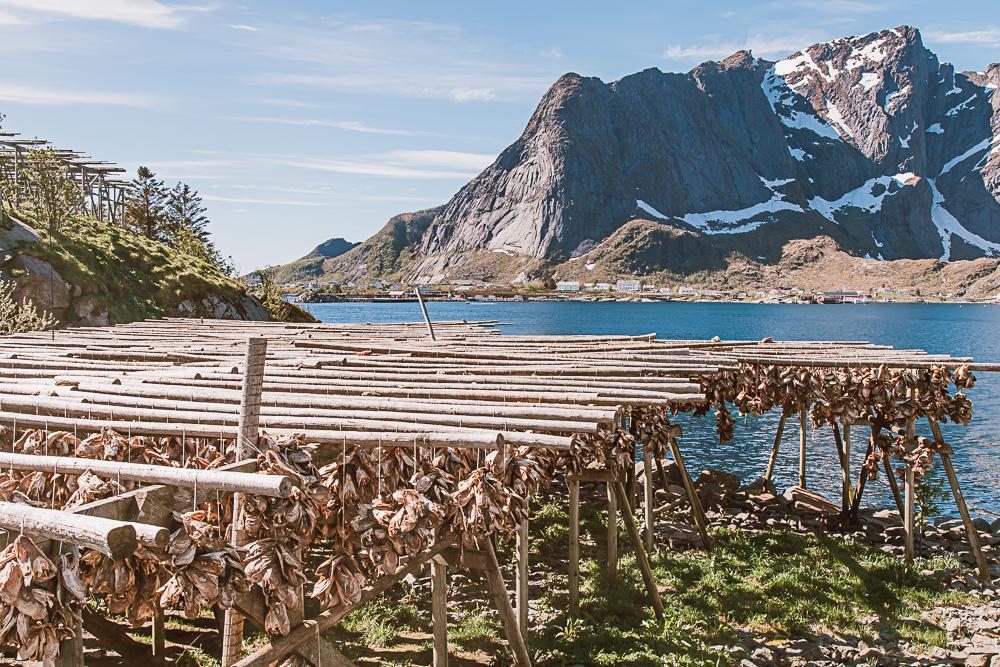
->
306 26 1000 284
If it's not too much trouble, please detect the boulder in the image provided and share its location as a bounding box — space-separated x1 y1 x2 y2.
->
696 469 741 492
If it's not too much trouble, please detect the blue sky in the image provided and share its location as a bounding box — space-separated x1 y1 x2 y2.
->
1 0 998 271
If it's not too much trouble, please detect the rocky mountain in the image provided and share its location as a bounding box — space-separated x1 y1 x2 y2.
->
310 237 359 259
288 26 1000 286
271 236 360 284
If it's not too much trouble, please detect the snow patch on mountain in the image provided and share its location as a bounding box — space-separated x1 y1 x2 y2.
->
928 179 1000 259
636 199 667 220
809 173 917 222
940 139 992 176
946 94 978 117
859 72 881 90
761 67 841 141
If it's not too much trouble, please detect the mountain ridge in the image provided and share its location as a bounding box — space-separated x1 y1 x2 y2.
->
277 25 1000 290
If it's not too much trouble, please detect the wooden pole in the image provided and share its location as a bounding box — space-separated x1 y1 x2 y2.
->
765 410 787 481
849 426 878 524
643 443 654 551
415 288 436 341
483 538 532 667
927 418 991 582
842 421 852 512
0 502 137 560
0 452 292 498
568 478 580 616
612 481 664 620
903 417 917 563
222 337 267 667
432 559 448 667
904 463 916 564
515 516 529 638
798 407 808 488
55 610 84 667
607 482 618 587
882 456 906 518
666 434 711 551
152 607 166 661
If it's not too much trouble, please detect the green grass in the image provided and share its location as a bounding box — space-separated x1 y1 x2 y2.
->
518 498 967 666
449 606 500 650
22 215 256 323
340 599 425 648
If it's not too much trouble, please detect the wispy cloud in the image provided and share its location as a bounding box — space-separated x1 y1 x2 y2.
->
0 0 186 29
251 18 554 102
234 115 417 136
278 156 477 180
0 83 159 107
186 148 492 180
541 46 563 60
0 8 25 24
203 195 326 207
925 27 1000 47
386 150 495 171
662 33 816 62
226 23 259 32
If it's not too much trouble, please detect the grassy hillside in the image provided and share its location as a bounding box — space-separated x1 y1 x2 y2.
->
3 213 273 325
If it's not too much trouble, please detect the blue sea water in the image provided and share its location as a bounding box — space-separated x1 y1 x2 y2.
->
302 301 1000 517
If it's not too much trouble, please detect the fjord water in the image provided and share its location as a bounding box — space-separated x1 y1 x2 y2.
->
305 301 1000 518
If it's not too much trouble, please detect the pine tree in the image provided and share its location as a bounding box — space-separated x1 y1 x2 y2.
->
165 182 210 243
125 166 168 240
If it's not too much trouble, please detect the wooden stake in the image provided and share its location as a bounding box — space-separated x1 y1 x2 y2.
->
613 482 664 620
904 463 916 563
643 443 654 552
928 418 991 582
607 482 618 587
432 560 448 667
765 410 788 481
483 538 532 667
666 434 711 551
516 516 529 639
842 421 852 512
152 607 166 661
222 337 267 667
415 287 436 341
568 478 580 616
883 456 906 518
55 610 84 667
798 407 808 488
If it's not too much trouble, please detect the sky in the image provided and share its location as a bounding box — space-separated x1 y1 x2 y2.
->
1 0 998 272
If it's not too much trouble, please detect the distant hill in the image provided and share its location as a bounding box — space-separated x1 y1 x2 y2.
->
271 236 358 284
276 25 1000 292
1 210 269 326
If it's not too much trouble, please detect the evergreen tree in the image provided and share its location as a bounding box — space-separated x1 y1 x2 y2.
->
125 166 168 240
165 182 210 243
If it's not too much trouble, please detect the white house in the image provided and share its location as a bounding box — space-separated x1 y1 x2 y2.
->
556 281 581 291
593 282 611 291
615 280 641 292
